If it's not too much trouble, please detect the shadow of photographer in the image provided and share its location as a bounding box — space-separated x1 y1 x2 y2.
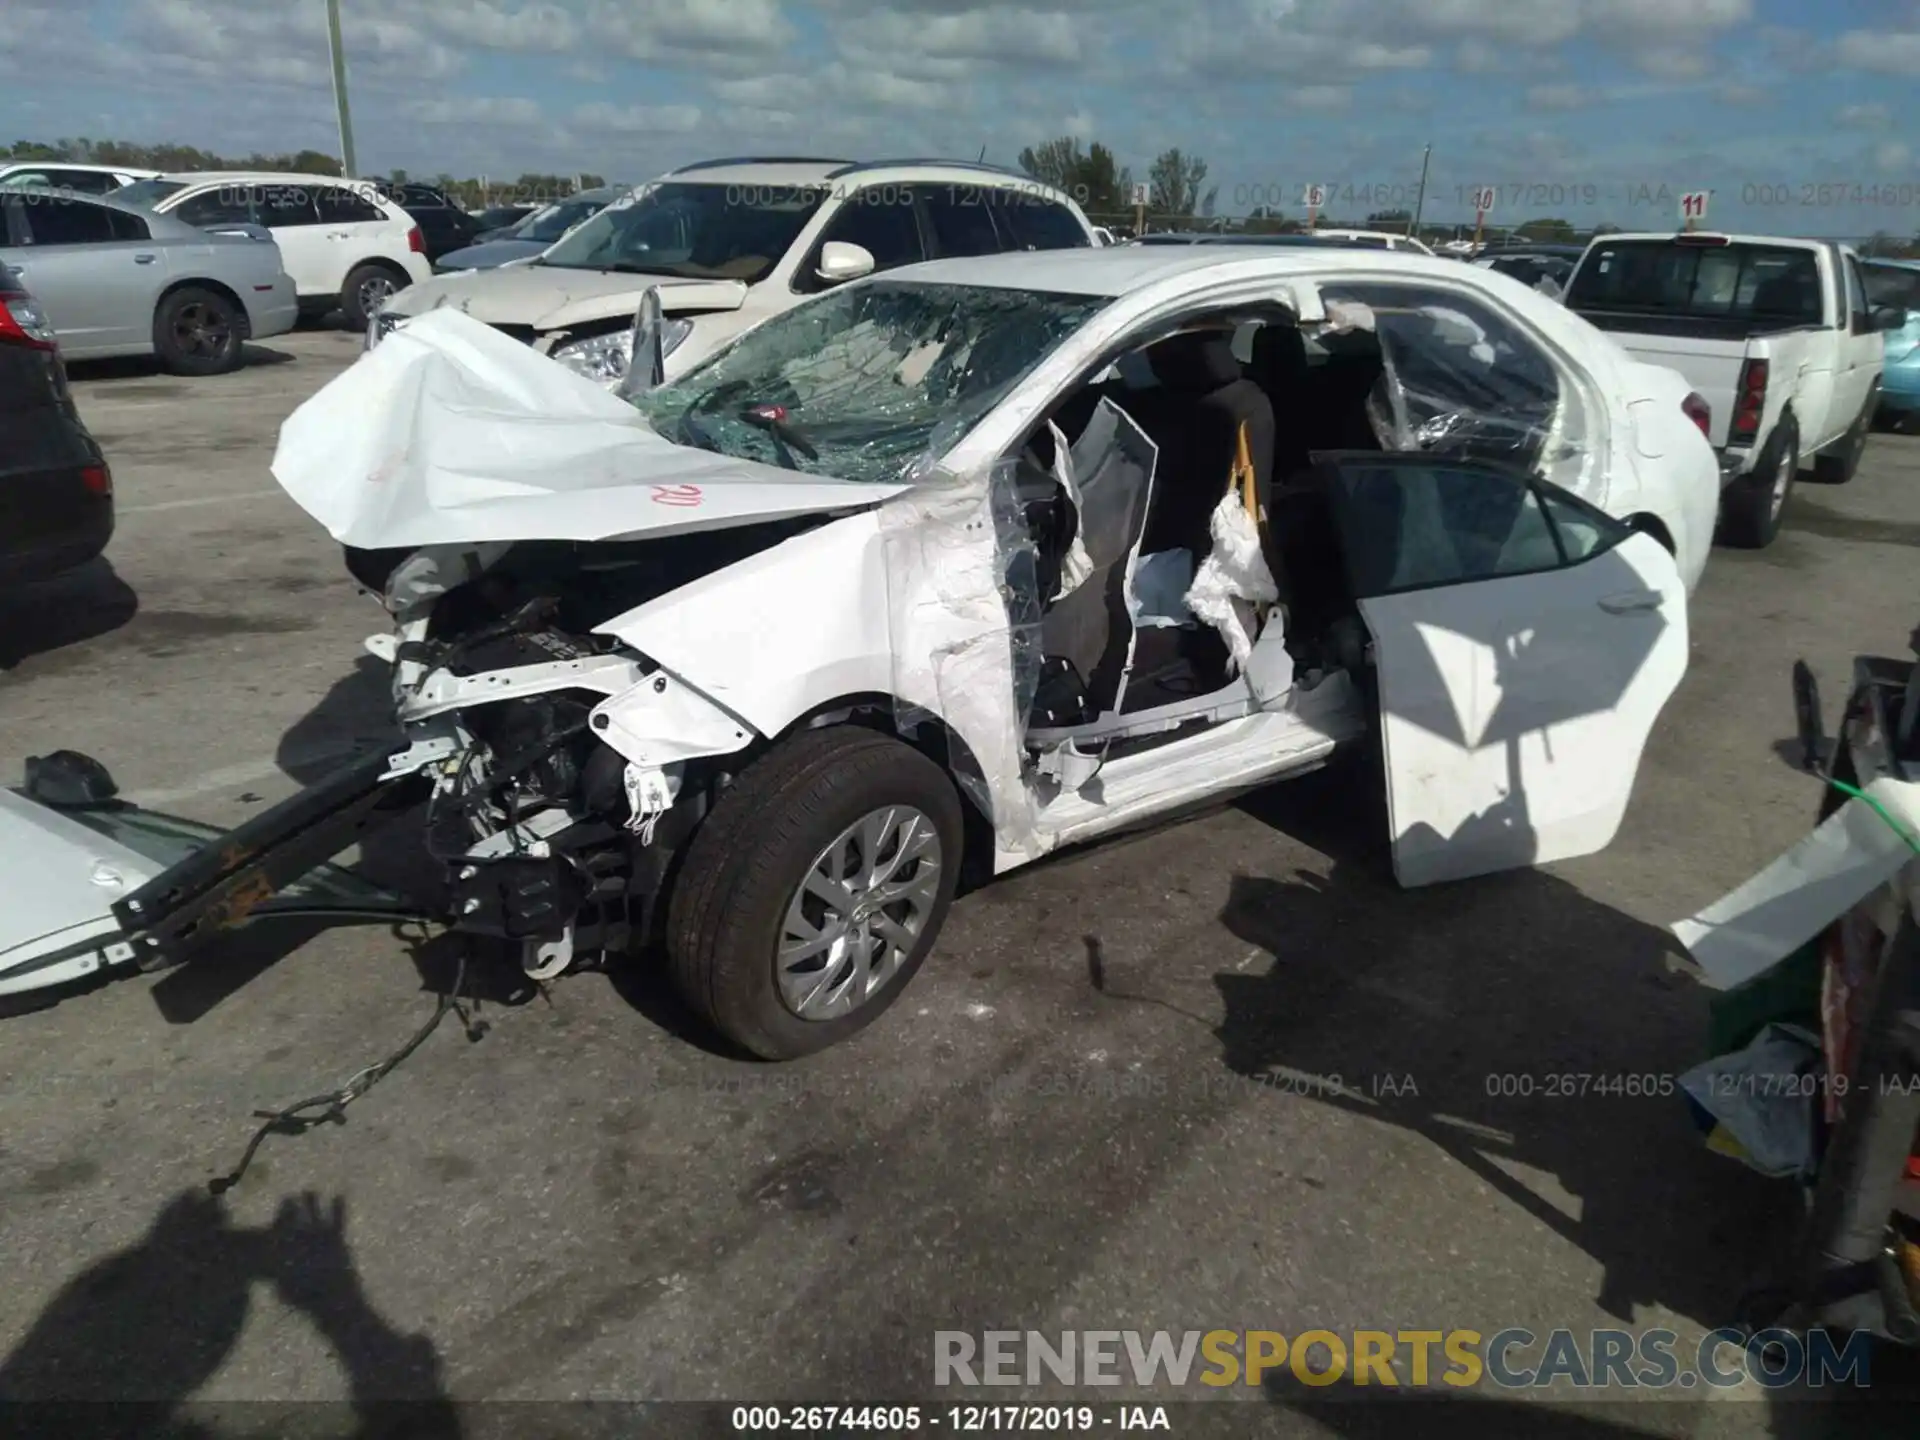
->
0 1189 459 1440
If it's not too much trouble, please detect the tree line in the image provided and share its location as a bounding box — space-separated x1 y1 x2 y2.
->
1012 135 1920 255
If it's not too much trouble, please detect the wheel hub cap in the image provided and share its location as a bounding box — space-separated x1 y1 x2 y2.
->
776 804 943 1021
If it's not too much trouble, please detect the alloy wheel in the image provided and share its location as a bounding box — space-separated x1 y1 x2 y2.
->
776 804 944 1021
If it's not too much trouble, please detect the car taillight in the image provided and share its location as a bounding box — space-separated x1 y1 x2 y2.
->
81 464 111 497
407 225 426 255
1682 392 1711 437
1731 358 1768 443
0 293 57 349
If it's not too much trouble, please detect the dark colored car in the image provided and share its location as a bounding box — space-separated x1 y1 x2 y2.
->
1471 242 1586 293
0 273 112 585
374 183 480 263
469 203 538 241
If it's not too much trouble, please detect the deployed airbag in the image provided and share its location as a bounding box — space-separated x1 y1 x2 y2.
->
271 308 907 550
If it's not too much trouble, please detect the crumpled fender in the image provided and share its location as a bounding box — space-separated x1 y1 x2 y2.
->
593 507 1023 835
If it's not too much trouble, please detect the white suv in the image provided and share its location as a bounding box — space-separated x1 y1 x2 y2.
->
368 157 1097 382
114 172 434 330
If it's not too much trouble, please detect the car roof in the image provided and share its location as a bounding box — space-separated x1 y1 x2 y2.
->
657 157 1077 201
879 244 1504 298
1584 231 1832 250
153 170 369 186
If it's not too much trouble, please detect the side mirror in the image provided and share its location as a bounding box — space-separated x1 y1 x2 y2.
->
1792 659 1827 773
615 285 664 401
815 241 875 286
1871 305 1910 333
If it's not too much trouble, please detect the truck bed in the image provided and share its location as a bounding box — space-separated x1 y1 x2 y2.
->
1574 311 1816 450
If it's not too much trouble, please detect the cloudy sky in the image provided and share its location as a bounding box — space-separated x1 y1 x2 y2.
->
5 0 1919 233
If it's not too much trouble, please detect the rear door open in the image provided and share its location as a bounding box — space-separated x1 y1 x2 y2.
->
1314 452 1689 887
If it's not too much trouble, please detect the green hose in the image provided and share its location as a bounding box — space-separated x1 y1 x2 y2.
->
1823 775 1920 857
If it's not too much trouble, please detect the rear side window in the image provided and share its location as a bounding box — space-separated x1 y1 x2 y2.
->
18 196 120 245
995 198 1090 251
254 184 321 227
174 188 254 227
49 169 120 195
1326 460 1628 597
318 186 386 223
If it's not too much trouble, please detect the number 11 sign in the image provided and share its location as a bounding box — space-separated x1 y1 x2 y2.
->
1680 190 1710 230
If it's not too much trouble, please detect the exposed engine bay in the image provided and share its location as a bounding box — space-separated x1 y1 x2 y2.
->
341 519 838 979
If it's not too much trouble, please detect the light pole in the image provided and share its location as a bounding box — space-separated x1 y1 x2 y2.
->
1410 143 1431 238
326 0 358 177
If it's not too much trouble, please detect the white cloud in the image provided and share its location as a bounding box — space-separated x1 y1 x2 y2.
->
1838 102 1892 129
585 0 795 59
1289 85 1352 110
1526 83 1595 110
1632 50 1709 81
405 96 545 125
1874 140 1912 171
570 101 704 133
1835 29 1920 75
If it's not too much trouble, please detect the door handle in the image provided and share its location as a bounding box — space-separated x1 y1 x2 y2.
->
133 253 157 264
1598 590 1664 614
2 264 21 277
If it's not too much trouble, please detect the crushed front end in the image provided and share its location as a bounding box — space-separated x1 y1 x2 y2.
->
118 528 808 977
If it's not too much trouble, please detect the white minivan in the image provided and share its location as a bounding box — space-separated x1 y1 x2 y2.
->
115 172 434 330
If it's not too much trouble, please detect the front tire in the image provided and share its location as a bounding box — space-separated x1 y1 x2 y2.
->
339 262 405 333
666 727 964 1060
1720 415 1798 550
153 286 243 376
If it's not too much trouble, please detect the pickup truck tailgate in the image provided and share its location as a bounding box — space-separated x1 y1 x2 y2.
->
1593 328 1746 448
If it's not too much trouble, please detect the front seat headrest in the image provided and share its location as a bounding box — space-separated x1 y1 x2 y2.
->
1148 332 1241 391
1249 323 1308 377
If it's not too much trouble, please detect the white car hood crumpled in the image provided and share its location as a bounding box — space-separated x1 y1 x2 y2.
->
271 307 907 550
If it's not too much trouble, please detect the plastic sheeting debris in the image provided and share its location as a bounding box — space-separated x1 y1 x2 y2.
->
1679 1023 1822 1178
1670 776 1920 991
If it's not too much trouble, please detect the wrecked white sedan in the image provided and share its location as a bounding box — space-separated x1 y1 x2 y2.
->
6 247 1716 1058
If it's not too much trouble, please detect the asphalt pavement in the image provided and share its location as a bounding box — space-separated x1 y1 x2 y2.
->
2 329 1918 1436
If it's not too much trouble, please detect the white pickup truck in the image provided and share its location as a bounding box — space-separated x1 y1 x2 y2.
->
1562 232 1899 548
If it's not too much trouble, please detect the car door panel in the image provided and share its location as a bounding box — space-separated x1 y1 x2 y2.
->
1317 454 1688 887
249 184 333 297
7 199 161 353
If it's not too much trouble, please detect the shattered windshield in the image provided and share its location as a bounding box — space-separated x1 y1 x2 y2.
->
629 281 1106 484
540 181 823 283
